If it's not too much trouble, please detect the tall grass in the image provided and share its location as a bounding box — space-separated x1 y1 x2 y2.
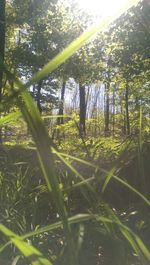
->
1 0 149 265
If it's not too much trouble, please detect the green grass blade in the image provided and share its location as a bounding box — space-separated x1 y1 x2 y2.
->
26 0 140 87
21 214 95 240
0 224 52 265
0 242 11 254
104 206 150 262
0 111 21 127
1 1 142 264
64 176 95 192
102 166 116 193
54 151 150 206
4 212 149 263
53 148 96 195
2 73 77 264
112 174 150 206
42 115 71 119
135 235 150 261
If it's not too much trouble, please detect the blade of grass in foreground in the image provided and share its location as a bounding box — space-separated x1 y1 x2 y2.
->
0 224 52 265
2 1 141 263
2 212 150 263
104 206 150 263
0 111 21 127
52 150 150 206
25 0 140 87
21 214 95 240
42 114 71 119
0 242 11 254
10 80 78 265
22 212 150 263
55 149 98 208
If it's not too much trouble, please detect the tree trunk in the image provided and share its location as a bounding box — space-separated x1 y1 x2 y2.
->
112 85 115 136
125 84 130 135
0 0 6 143
57 80 66 125
79 83 86 137
104 82 110 137
37 80 42 114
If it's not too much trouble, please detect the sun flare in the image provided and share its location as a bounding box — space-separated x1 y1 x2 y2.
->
76 0 135 17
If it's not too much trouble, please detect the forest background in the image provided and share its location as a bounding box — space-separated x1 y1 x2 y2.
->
0 0 150 265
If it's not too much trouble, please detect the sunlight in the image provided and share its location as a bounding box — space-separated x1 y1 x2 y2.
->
76 0 135 17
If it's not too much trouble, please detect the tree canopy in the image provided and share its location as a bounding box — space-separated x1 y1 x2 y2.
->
0 1 150 265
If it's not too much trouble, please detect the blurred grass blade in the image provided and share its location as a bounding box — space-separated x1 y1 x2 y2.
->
27 0 140 86
54 149 98 207
55 151 150 206
64 176 95 192
3 212 149 263
135 235 150 261
12 256 21 265
0 111 21 127
1 1 143 264
22 214 123 240
22 214 95 240
3 214 97 253
103 206 150 262
102 167 116 193
0 224 52 265
0 241 11 254
3 75 77 264
121 228 142 258
42 115 71 119
112 175 150 206
53 148 96 195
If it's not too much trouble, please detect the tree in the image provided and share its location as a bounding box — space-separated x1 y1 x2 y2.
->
0 0 6 143
57 80 66 125
99 0 150 135
7 0 66 113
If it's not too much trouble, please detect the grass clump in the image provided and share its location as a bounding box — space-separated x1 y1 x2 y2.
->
0 0 150 265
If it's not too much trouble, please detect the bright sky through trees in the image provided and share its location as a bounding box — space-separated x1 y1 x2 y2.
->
75 0 139 17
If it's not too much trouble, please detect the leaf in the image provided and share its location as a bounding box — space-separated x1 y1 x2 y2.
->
26 0 141 87
1 1 142 264
103 206 150 263
53 150 150 206
11 255 21 265
0 224 52 265
21 214 95 240
0 111 21 127
102 166 116 193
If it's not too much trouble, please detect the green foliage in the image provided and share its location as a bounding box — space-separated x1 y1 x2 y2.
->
0 0 150 265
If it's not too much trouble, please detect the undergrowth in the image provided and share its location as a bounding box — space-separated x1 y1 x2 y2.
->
0 1 149 265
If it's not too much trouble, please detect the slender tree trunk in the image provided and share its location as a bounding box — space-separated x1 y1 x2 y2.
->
104 82 110 136
123 110 126 135
112 85 115 136
0 0 6 143
125 84 130 135
57 80 66 125
120 98 125 135
37 80 42 114
91 89 100 118
79 83 86 136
